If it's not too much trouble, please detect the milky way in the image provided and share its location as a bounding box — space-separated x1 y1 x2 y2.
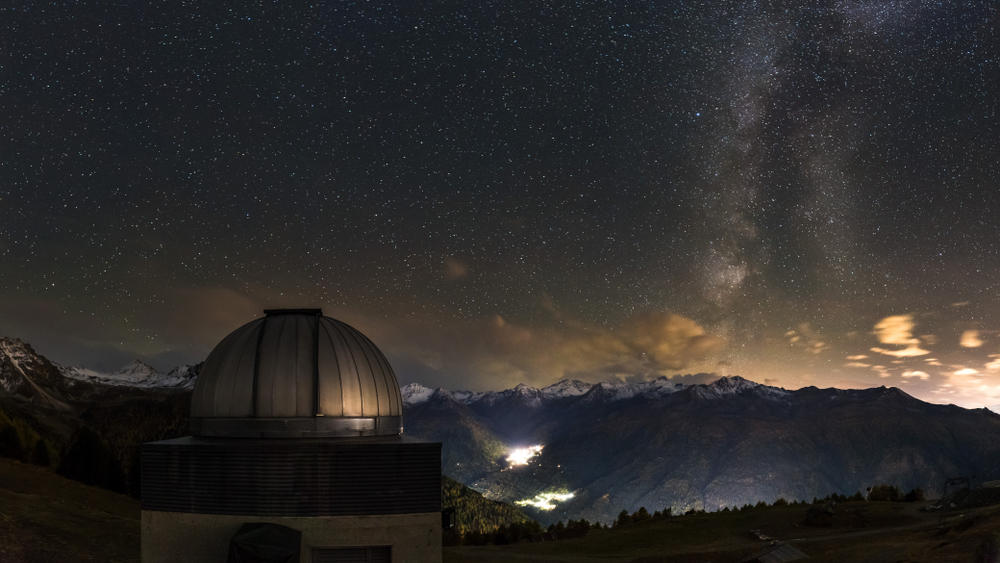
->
1 2 998 408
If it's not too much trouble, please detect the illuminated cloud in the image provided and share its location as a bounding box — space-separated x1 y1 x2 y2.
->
987 355 1000 371
785 324 827 354
846 354 868 360
870 346 929 358
368 309 725 389
924 358 943 366
902 370 930 380
871 365 891 378
443 257 470 280
871 314 920 345
932 368 1000 410
618 313 727 370
960 330 983 348
845 361 871 368
869 314 930 358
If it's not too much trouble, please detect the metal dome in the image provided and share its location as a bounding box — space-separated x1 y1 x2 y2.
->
190 309 403 438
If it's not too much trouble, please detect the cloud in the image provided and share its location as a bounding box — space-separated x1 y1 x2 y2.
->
870 346 930 358
443 257 470 280
785 323 828 354
366 310 725 389
845 361 871 368
620 313 725 368
960 330 983 348
626 372 721 386
932 367 1000 410
846 354 868 360
871 364 891 378
869 314 930 358
986 355 1000 371
0 286 268 370
902 370 930 380
159 287 263 351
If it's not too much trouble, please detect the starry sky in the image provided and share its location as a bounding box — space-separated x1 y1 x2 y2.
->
2 1 999 409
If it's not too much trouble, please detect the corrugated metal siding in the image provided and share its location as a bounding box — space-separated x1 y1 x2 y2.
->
141 438 440 516
190 311 402 426
311 546 390 563
317 320 345 416
256 314 317 417
320 318 364 417
191 320 262 418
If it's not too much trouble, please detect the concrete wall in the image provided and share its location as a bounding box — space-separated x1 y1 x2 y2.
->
141 510 441 563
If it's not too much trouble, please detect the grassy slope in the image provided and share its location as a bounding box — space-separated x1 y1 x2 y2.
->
446 501 1000 562
0 458 139 563
2 457 997 563
0 459 529 561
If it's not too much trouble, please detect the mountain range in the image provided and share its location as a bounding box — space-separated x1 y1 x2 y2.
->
400 377 1000 524
3 335 1000 525
0 337 196 407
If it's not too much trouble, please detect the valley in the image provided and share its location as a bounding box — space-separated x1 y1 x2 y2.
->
401 378 1000 524
4 334 1000 550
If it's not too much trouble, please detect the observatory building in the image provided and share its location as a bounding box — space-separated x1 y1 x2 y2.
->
141 309 442 562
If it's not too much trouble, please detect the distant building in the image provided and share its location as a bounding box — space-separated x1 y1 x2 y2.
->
141 309 441 562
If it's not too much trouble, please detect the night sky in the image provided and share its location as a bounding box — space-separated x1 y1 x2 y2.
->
2 2 999 409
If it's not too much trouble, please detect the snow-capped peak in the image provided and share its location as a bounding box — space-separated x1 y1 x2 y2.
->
0 337 73 409
693 376 789 400
540 379 593 399
400 382 435 404
579 377 688 401
61 360 197 390
400 375 788 406
117 360 158 379
0 337 37 363
512 383 537 394
709 375 759 392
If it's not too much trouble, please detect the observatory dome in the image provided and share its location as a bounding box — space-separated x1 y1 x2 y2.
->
190 309 403 438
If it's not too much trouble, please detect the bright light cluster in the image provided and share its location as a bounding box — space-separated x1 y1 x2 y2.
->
506 444 543 467
515 490 576 511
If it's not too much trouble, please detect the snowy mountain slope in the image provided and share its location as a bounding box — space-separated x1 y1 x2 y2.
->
400 375 787 407
402 375 1000 525
0 338 72 410
61 361 197 390
400 382 436 404
0 335 198 402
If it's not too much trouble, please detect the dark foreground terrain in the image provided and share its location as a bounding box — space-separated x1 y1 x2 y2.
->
445 502 1000 563
2 458 998 563
0 458 139 562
